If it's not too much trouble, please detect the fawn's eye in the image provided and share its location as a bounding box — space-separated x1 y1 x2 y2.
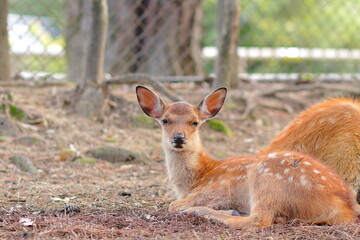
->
192 121 199 126
162 119 169 125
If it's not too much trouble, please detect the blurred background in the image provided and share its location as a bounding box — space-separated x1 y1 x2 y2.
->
2 0 360 83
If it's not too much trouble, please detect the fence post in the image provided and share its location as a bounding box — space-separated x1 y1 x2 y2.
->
0 0 10 81
213 0 239 89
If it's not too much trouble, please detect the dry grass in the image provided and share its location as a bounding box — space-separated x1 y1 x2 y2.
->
1 207 359 239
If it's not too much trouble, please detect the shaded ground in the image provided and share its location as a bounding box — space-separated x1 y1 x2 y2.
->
0 83 359 239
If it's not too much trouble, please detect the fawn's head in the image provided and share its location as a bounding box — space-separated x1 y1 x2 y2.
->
136 86 227 152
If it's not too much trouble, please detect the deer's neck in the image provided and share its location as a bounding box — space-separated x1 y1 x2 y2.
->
164 145 219 199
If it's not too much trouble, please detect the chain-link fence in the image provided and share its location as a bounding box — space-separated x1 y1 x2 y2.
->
6 0 360 82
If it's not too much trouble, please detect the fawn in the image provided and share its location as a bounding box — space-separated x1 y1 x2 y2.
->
136 86 357 228
261 98 360 209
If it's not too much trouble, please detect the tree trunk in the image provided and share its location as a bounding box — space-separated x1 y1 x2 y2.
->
213 0 240 88
177 0 203 76
104 0 137 75
104 0 203 76
66 0 203 77
65 0 91 82
0 0 10 81
74 0 109 120
83 0 108 86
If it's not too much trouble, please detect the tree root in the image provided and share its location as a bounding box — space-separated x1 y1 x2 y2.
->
233 83 360 121
105 73 182 102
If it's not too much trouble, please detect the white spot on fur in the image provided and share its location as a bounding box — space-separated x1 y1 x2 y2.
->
263 168 270 173
268 152 277 158
237 166 245 171
300 168 305 173
283 153 292 157
300 175 308 187
288 176 294 183
303 162 311 166
234 175 244 181
220 165 228 169
220 179 227 184
284 168 290 174
321 176 327 181
280 159 286 165
245 164 254 169
257 162 267 168
275 173 282 179
263 172 273 177
313 169 321 174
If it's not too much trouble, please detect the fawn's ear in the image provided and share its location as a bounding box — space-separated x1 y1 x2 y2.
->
136 86 165 119
197 87 227 120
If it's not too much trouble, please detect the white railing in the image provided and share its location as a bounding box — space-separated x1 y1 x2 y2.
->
202 47 360 60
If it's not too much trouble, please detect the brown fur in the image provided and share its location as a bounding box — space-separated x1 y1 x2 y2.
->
136 87 357 228
261 98 360 207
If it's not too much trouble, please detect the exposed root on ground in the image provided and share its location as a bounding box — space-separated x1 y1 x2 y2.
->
234 82 360 121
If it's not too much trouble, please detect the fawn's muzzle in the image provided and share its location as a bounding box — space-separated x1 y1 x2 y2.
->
172 133 186 148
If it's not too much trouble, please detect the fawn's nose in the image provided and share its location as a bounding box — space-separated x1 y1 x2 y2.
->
172 133 186 146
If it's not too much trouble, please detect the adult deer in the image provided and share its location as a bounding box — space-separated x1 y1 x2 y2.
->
262 98 360 211
136 86 357 228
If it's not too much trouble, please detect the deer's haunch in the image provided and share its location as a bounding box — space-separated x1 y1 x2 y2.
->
262 97 360 212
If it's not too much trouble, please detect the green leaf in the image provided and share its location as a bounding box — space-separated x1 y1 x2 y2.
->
207 119 233 137
75 157 97 164
8 104 28 120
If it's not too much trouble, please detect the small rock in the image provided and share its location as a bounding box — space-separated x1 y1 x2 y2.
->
87 146 148 163
0 115 21 136
59 204 81 215
46 129 55 135
19 232 35 238
9 155 36 174
145 214 156 221
118 190 132 197
244 138 253 143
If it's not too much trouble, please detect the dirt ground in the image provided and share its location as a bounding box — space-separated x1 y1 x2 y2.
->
0 82 359 239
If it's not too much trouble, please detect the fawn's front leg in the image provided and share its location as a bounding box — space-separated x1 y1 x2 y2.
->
169 194 199 212
169 187 232 213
